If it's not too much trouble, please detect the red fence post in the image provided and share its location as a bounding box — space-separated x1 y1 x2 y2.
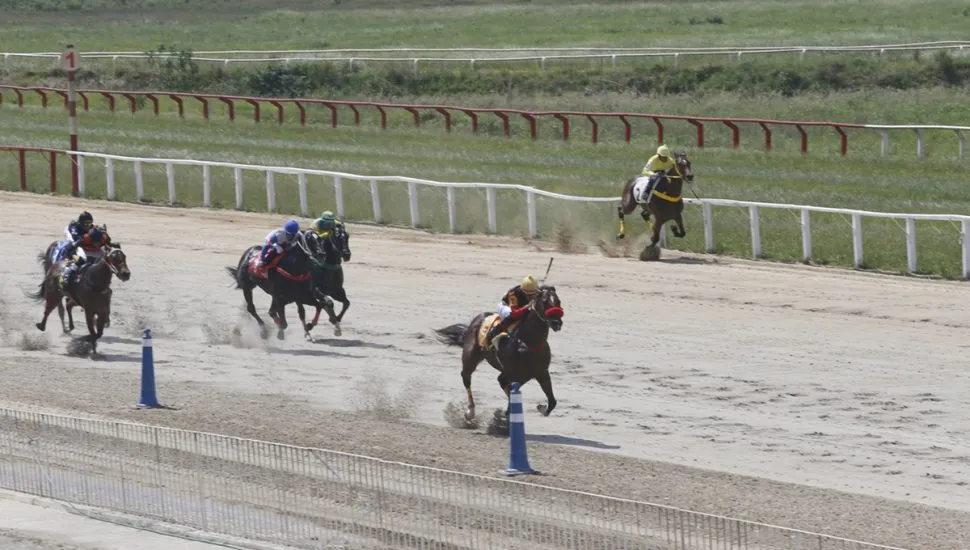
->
651 117 664 145
122 93 137 113
404 107 420 127
435 107 452 132
36 89 48 108
723 121 740 148
145 94 159 115
295 102 306 126
833 125 848 155
376 106 387 129
687 119 705 147
586 115 598 143
270 100 283 125
521 113 537 140
169 94 185 118
461 110 479 133
759 122 773 151
796 125 808 153
19 149 27 191
620 115 632 143
349 104 360 125
496 112 510 137
245 98 261 123
554 114 569 141
48 151 57 194
14 88 24 107
194 96 209 120
78 91 89 111
322 103 338 127
218 97 235 121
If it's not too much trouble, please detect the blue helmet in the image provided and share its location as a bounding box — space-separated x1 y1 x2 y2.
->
283 219 300 236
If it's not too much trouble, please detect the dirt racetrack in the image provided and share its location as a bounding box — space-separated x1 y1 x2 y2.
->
0 191 968 550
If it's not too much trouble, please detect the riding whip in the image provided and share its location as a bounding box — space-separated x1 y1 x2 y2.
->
540 257 554 283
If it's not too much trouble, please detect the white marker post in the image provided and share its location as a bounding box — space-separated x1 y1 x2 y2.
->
60 45 80 196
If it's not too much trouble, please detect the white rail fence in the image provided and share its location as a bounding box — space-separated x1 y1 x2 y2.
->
53 150 970 278
4 40 969 71
0 407 908 550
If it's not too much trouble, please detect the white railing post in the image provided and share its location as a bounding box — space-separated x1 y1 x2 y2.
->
265 171 276 212
165 162 176 203
234 167 243 210
486 187 497 234
77 156 85 196
134 160 144 201
905 217 917 273
914 129 924 159
202 165 211 207
370 179 382 223
876 129 890 158
297 173 308 216
526 191 537 238
105 158 115 200
852 213 864 267
963 220 970 279
407 181 420 227
749 205 761 258
800 208 812 262
702 201 713 252
957 130 966 159
333 176 345 218
446 187 457 233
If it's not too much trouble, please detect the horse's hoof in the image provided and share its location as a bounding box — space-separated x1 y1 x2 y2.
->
35 323 45 332
537 403 550 416
615 233 625 241
276 331 285 341
304 333 314 343
464 409 476 421
304 323 314 332
333 324 342 337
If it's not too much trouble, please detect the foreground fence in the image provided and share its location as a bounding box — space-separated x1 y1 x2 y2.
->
4 40 969 69
0 407 907 549
3 146 970 278
2 85 967 159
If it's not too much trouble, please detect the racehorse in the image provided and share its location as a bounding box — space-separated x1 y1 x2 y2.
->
36 224 117 332
301 225 352 337
225 236 336 341
616 151 694 260
32 244 131 355
434 285 564 423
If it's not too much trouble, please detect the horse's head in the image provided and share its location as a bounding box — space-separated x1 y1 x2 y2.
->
531 285 564 332
673 151 694 183
103 246 131 281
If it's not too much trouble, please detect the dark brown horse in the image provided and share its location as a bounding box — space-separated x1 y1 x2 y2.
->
33 245 131 354
616 151 694 258
435 285 564 423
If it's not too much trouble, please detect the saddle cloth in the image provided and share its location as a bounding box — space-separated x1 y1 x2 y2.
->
477 313 522 349
632 176 653 204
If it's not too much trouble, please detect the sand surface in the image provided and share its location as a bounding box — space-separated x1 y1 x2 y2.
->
0 191 968 550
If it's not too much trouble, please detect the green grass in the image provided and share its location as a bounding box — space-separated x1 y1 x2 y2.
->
4 0 970 52
2 103 969 278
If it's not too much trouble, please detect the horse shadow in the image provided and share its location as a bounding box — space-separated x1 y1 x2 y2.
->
89 352 141 362
312 338 394 350
96 336 143 346
526 433 622 450
659 255 716 266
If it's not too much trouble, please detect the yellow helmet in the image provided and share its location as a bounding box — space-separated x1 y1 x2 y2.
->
656 144 671 158
521 274 539 294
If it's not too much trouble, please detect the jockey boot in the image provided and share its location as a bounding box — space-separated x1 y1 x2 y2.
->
485 319 509 351
60 258 81 290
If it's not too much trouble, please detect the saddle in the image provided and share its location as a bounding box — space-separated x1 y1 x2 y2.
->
248 255 311 282
478 314 522 349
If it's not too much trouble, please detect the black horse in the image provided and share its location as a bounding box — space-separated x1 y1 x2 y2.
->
225 236 336 341
301 225 352 337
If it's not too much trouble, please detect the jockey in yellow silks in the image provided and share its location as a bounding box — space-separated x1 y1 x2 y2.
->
638 144 677 202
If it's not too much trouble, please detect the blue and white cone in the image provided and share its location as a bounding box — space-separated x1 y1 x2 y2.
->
136 328 161 409
506 382 537 476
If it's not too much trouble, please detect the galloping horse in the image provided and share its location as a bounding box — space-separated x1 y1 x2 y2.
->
616 151 694 259
33 244 131 354
434 285 564 423
225 236 336 341
300 225 352 337
37 224 116 332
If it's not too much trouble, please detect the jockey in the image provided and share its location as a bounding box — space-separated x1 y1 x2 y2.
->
484 274 540 351
311 210 339 237
638 144 677 202
57 210 95 261
255 219 301 277
60 226 110 290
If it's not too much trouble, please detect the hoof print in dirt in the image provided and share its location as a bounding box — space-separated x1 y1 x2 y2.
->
443 400 480 430
487 408 510 436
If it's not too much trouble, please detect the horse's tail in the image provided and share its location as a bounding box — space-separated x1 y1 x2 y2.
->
27 280 47 302
433 323 468 346
225 266 241 289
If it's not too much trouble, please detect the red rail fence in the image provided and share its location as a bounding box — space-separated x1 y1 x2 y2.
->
0 83 932 157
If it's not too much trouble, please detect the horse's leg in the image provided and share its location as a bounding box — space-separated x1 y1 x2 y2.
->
93 310 108 355
328 286 350 337
497 372 513 418
461 321 486 421
56 297 68 334
66 300 76 332
273 300 288 341
35 285 60 332
296 303 314 342
616 184 637 240
650 216 663 248
242 285 269 340
83 309 98 355
672 209 687 238
535 372 558 417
